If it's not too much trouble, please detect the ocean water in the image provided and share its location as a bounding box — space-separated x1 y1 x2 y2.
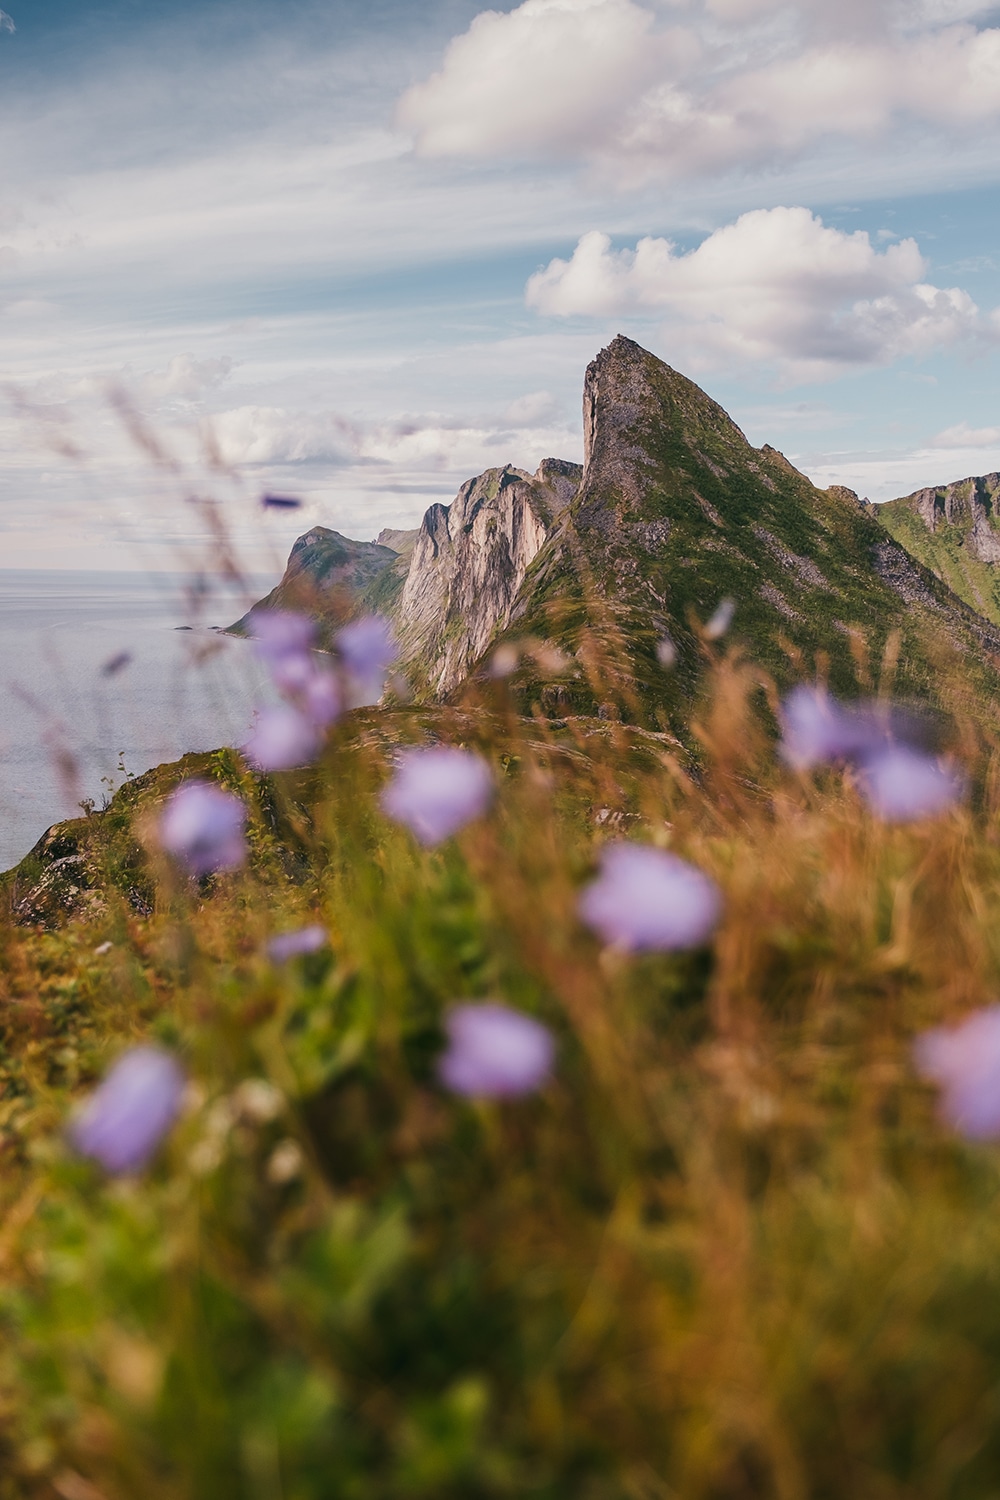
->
0 570 277 871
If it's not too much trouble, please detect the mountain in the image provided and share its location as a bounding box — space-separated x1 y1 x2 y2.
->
230 526 401 635
472 336 1000 722
242 338 1000 726
878 473 1000 626
382 459 582 693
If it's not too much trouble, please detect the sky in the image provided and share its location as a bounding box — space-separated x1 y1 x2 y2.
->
4 0 1000 574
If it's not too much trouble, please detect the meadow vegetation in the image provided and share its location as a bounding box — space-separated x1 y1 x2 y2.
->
1 612 1000 1500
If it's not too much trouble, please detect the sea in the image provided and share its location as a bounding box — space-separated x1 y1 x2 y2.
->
0 570 278 871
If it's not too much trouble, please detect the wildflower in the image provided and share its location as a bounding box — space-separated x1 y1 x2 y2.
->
914 1006 1000 1139
267 924 328 962
159 780 247 875
656 635 677 668
261 493 302 510
300 667 341 727
242 704 320 772
381 746 493 845
101 650 132 677
704 598 735 640
779 685 886 770
438 1002 554 1098
490 644 520 678
247 609 316 664
857 744 963 823
70 1046 186 1175
335 615 398 706
579 842 722 952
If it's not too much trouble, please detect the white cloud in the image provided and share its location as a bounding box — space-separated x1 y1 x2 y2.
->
399 0 1000 183
206 407 360 467
397 0 666 157
526 208 994 380
206 395 578 476
932 421 1000 447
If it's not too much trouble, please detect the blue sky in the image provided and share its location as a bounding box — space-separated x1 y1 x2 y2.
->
4 0 1000 571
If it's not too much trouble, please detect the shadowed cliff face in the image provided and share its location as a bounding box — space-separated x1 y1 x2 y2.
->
392 459 581 693
878 474 1000 625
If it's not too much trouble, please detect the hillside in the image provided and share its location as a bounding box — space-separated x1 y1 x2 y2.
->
229 526 401 635
878 473 1000 625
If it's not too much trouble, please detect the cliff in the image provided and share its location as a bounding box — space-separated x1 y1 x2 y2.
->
878 474 1000 625
390 459 581 693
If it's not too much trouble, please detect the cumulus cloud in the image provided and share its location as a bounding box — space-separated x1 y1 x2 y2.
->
397 0 666 157
526 208 994 380
398 0 1000 182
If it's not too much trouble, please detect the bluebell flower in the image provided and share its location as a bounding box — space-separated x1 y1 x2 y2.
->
858 744 963 823
381 746 493 845
243 705 320 772
159 780 247 875
335 616 398 707
579 842 722 952
268 925 328 962
915 1007 1000 1139
438 1002 554 1098
71 1046 186 1175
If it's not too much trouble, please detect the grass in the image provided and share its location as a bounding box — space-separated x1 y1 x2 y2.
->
3 634 1000 1498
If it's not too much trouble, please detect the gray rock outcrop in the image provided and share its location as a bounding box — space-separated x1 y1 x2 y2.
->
392 459 581 693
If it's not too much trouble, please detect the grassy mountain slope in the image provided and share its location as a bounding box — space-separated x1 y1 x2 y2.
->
229 526 400 635
493 337 1000 725
878 473 1000 626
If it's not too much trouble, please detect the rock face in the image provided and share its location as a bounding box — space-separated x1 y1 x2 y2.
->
878 474 1000 624
392 460 581 693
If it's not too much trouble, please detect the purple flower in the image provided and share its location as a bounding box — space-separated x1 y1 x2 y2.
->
704 597 735 641
780 685 887 771
159 780 247 876
242 705 320 772
269 648 317 697
70 1046 186 1174
381 746 493 845
101 650 132 678
301 667 341 727
914 1006 1000 1139
579 842 722 952
261 493 302 510
247 609 316 663
267 924 328 962
438 1002 554 1098
335 615 398 707
857 745 963 823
